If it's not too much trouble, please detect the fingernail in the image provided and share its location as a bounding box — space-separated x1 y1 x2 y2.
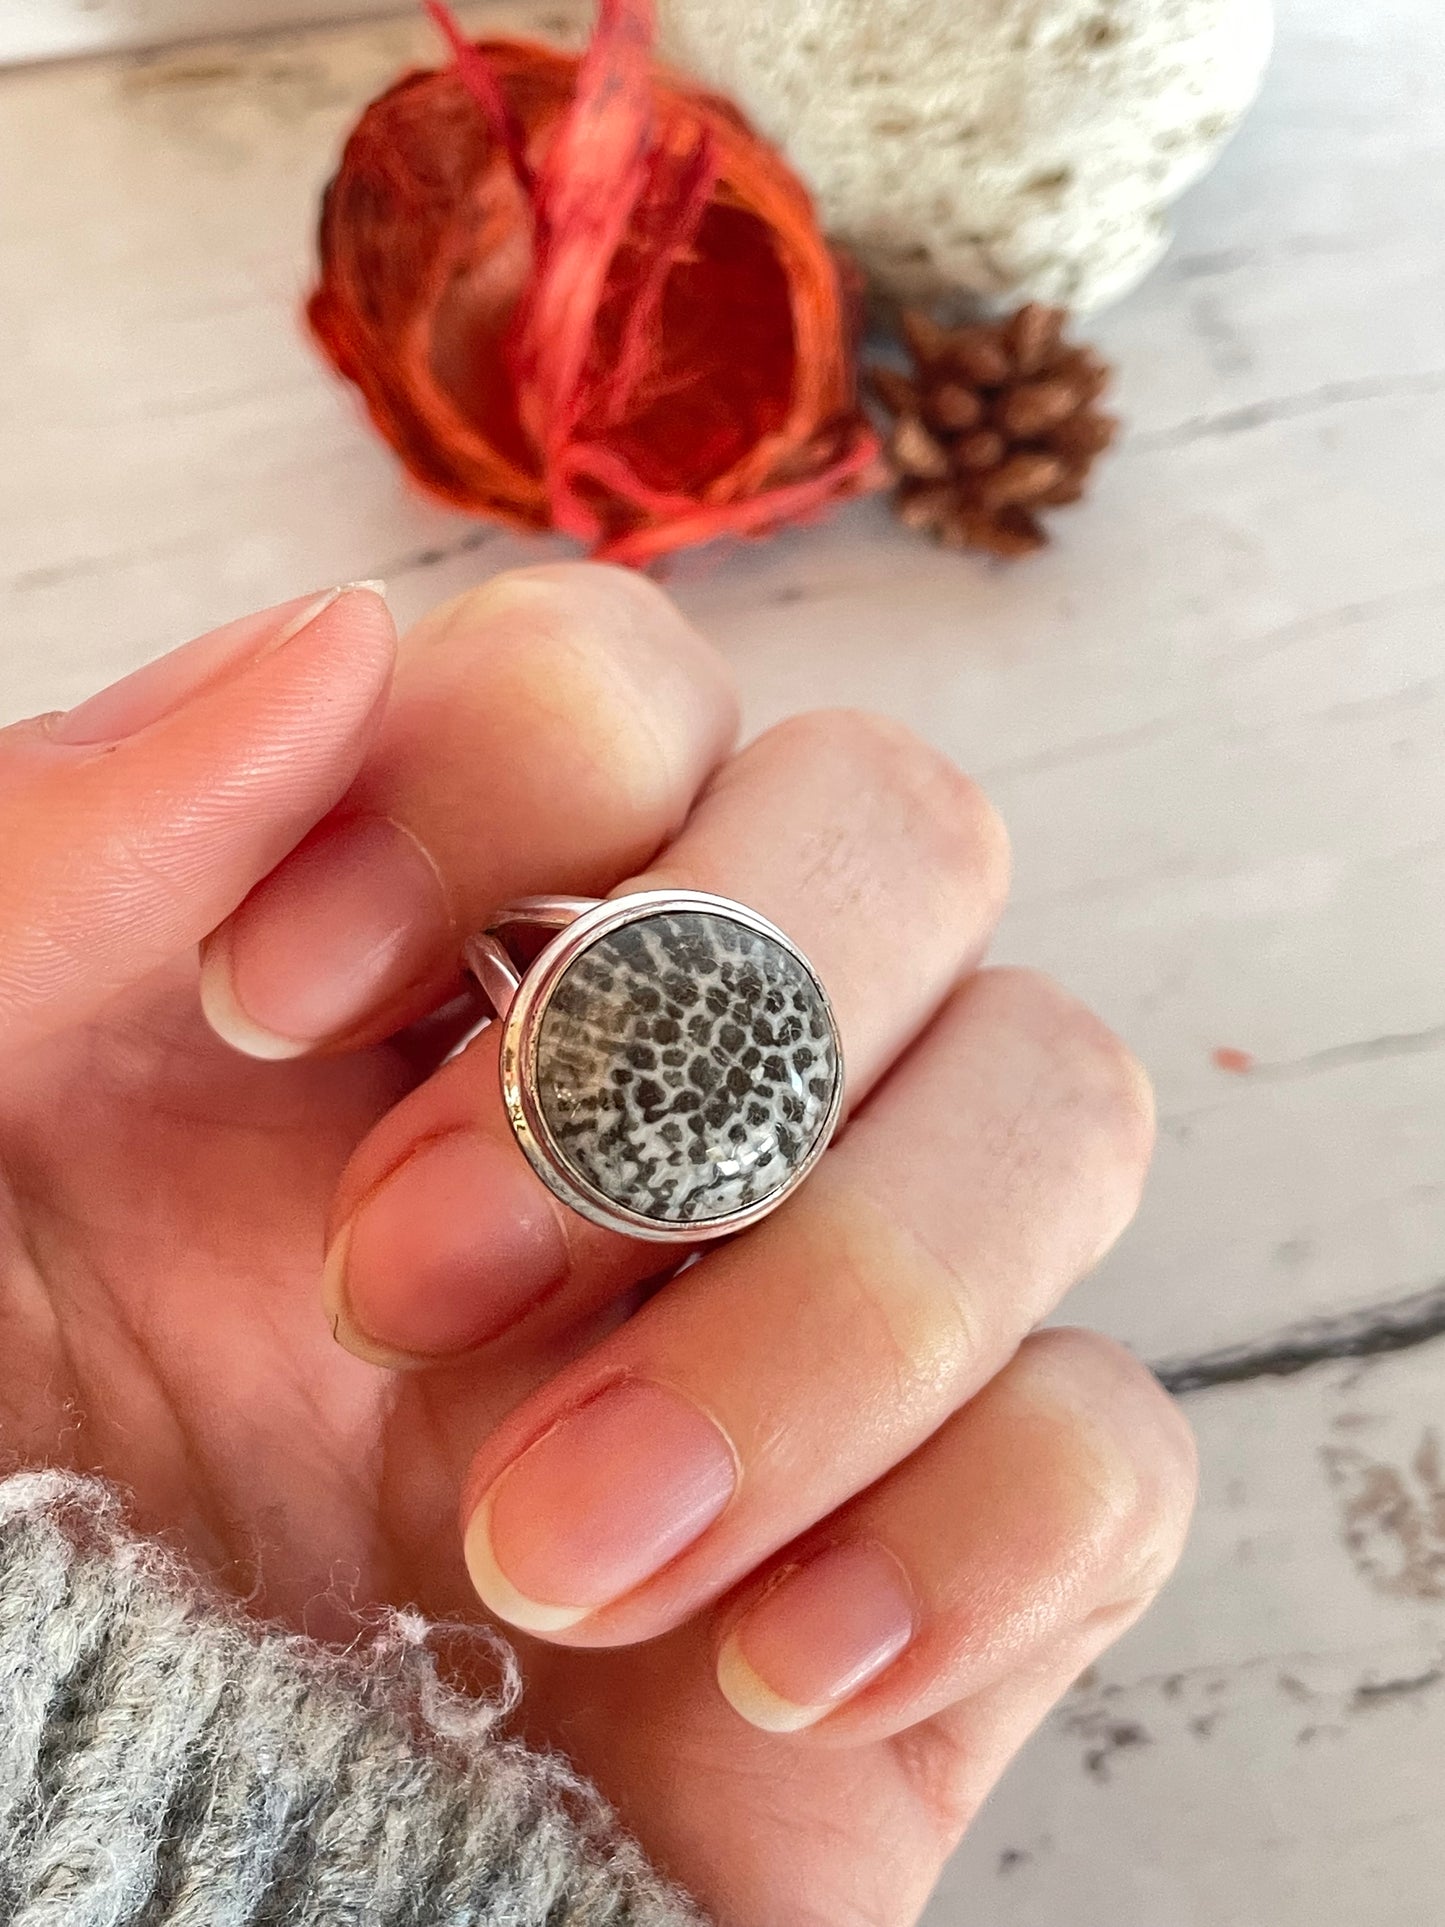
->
50 584 383 746
200 811 452 1059
319 1224 417 1370
716 1542 916 1733
323 1131 568 1364
464 1381 738 1632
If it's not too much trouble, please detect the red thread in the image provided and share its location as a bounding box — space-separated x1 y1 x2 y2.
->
308 0 881 565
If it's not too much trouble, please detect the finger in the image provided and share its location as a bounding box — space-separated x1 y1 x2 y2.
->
711 1327 1195 1739
324 711 1010 1365
200 564 737 1059
629 709 1012 1086
0 585 395 1054
457 967 1155 1641
875 1603 1154 1855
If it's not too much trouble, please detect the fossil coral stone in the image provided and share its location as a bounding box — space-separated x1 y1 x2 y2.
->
533 909 840 1225
658 0 1273 312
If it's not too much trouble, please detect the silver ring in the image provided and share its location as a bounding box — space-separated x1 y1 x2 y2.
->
465 890 844 1243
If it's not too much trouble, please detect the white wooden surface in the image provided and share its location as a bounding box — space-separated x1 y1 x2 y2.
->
2 0 409 65
3 2 1443 1922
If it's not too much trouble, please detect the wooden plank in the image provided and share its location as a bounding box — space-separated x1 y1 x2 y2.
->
3 1 412 67
943 1338 1445 1925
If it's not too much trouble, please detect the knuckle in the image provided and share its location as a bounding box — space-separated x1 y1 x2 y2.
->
889 1722 990 1852
441 560 665 633
1124 1443 1197 1597
1024 1327 1198 1599
1073 1013 1156 1178
485 559 689 634
764 709 1011 905
402 567 732 826
760 706 909 769
418 563 724 703
975 967 1156 1184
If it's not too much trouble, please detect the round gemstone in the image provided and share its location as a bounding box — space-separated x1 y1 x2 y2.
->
531 907 840 1225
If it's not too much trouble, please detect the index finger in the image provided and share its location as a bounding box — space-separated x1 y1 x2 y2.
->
199 564 738 1059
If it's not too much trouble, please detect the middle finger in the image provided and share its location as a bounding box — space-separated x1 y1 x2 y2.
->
324 709 1010 1364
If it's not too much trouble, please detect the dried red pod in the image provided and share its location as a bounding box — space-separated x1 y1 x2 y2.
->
307 0 881 567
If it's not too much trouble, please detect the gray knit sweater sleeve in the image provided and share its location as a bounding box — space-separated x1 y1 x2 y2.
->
0 1472 705 1927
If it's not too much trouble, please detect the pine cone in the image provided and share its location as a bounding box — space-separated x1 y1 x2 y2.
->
870 304 1118 558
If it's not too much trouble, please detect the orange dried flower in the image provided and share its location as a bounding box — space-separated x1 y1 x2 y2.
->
307 0 881 568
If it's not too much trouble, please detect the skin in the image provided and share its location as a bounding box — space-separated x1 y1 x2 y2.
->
0 566 1196 1927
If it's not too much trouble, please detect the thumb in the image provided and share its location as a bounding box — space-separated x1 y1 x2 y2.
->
0 585 396 1054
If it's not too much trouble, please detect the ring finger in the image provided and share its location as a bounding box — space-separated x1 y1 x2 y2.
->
322 708 1011 1365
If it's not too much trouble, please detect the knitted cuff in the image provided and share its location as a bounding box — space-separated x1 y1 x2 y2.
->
0 1471 704 1927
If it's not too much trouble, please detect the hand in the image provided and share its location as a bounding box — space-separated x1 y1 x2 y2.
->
0 567 1195 1927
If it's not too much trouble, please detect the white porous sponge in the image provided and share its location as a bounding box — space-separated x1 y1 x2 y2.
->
657 0 1272 312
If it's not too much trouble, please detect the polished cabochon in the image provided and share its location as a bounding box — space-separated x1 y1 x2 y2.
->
499 892 844 1240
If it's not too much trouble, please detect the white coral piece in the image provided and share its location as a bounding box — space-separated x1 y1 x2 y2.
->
658 0 1273 312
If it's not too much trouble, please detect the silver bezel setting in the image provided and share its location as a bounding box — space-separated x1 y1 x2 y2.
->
485 890 844 1243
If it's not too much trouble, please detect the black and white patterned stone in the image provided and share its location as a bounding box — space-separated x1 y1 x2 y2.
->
533 909 839 1225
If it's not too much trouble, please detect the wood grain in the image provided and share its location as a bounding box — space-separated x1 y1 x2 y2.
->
1 1 1442 1922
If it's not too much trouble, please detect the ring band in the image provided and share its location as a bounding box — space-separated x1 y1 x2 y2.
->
465 891 844 1242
